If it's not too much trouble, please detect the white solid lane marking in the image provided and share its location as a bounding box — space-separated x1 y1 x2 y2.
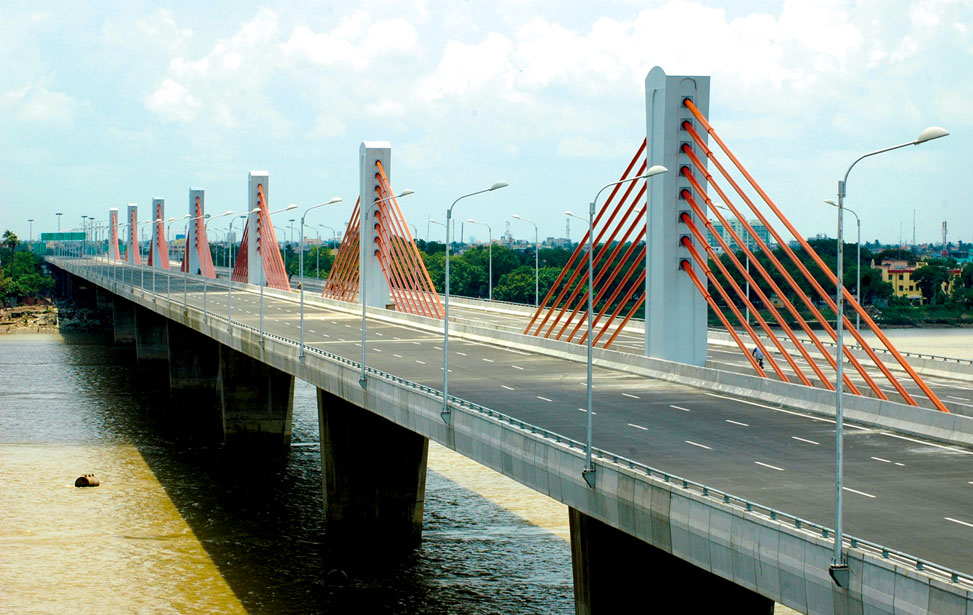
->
670 405 690 412
843 487 876 499
947 395 970 401
483 358 494 363
725 420 749 427
512 365 524 370
881 432 973 455
704 392 832 423
685 440 712 450
537 396 552 402
628 423 648 431
946 517 973 529
622 393 640 399
501 385 514 391
755 461 785 471
416 360 426 365
870 456 891 463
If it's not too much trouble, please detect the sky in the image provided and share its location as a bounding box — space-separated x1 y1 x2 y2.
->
1 0 970 248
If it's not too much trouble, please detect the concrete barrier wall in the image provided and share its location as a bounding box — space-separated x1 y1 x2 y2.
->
55 261 973 613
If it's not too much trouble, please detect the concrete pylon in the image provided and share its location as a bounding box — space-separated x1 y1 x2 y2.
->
183 188 215 277
247 172 270 287
126 204 141 265
359 142 392 308
644 67 710 366
148 198 169 269
108 208 121 261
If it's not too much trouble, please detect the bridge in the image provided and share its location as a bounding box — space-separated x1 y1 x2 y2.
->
46 68 972 614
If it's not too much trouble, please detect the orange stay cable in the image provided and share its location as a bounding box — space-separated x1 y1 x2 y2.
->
525 139 647 335
580 270 645 348
376 165 444 317
681 261 767 377
682 166 871 397
374 210 425 316
576 242 646 345
544 172 647 339
681 237 790 382
682 100 944 411
681 212 814 387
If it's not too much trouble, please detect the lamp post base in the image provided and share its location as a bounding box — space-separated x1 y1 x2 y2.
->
829 563 850 588
582 467 596 488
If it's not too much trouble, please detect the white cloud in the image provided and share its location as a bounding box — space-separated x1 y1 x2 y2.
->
144 78 198 122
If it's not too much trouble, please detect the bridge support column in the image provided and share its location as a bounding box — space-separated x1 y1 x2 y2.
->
167 321 218 395
134 305 169 363
217 344 294 446
569 508 772 614
111 296 136 344
95 287 111 311
317 388 428 555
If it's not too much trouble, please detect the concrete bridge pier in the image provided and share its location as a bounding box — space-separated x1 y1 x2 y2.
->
166 321 218 396
217 344 294 446
317 388 428 556
95 286 112 312
134 305 169 364
111 296 136 344
569 508 773 614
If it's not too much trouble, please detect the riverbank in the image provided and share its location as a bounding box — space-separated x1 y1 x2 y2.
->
0 301 112 334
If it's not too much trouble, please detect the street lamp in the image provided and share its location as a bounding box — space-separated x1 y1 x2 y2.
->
825 200 861 331
827 125 948 588
167 214 190 268
56 212 62 232
138 218 162 290
28 219 33 243
428 218 446 241
565 164 667 487
466 218 493 301
201 210 235 320
442 181 508 423
227 208 259 329
299 197 342 361
360 190 414 387
512 214 539 306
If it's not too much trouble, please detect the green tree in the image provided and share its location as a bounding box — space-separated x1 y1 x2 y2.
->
960 263 973 289
2 230 18 250
911 264 949 304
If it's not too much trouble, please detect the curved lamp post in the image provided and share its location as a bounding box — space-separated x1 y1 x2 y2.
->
442 181 508 423
511 214 539 306
466 218 493 301
565 164 667 487
824 200 861 331
201 211 235 320
299 197 342 361
360 190 414 387
827 125 948 588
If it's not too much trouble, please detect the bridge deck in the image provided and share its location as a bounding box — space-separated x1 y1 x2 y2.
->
92 262 973 577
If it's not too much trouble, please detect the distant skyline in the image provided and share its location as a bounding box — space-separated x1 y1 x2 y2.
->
1 1 969 247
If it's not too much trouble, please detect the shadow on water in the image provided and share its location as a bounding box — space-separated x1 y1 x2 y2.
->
56 335 572 614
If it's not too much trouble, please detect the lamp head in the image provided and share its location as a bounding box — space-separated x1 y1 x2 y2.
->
327 197 343 205
284 204 298 211
824 199 838 208
397 189 415 198
915 126 949 144
512 214 521 220
489 181 508 191
644 164 668 178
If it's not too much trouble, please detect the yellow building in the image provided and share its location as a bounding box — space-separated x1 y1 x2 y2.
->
873 259 963 302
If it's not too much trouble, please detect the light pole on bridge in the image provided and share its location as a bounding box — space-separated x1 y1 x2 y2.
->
442 181 508 424
565 164 667 488
299 197 343 362
511 214 539 307
826 125 948 588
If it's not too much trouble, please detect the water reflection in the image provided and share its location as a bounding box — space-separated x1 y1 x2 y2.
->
0 333 574 614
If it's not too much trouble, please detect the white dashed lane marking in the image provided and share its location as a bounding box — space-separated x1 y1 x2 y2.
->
628 423 648 431
946 517 973 529
843 487 876 499
755 461 784 471
670 405 690 412
792 436 819 445
622 393 640 399
685 440 711 450
725 420 749 427
501 385 514 391
537 396 552 402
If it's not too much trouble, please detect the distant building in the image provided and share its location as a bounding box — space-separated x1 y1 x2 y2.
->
873 258 964 303
706 219 771 252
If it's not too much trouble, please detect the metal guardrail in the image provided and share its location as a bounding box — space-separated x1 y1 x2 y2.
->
54 256 973 589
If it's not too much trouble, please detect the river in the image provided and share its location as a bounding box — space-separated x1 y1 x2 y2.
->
4 328 969 613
